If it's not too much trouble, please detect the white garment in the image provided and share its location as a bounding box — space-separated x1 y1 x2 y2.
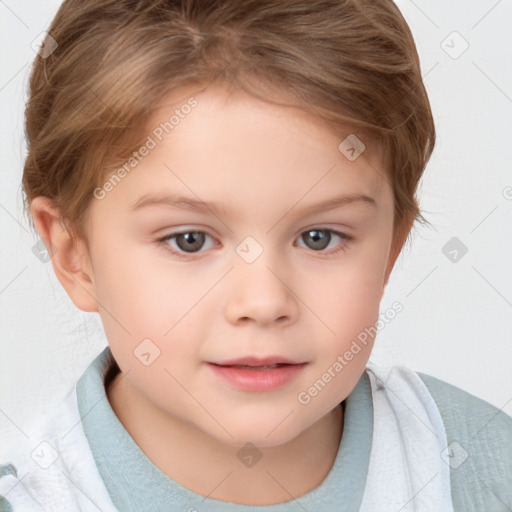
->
1 385 118 511
360 365 454 511
0 365 454 511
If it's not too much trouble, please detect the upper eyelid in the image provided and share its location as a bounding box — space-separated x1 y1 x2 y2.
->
160 226 350 239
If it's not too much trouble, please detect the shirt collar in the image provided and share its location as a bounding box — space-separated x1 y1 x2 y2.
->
77 346 373 512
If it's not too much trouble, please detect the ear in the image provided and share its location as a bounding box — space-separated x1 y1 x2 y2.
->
30 196 98 312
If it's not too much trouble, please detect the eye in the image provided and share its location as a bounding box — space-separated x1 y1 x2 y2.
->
295 228 352 254
156 227 352 258
157 230 217 256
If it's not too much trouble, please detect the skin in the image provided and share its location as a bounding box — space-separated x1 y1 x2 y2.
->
31 82 410 505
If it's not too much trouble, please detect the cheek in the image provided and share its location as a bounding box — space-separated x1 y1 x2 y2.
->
91 239 174 323
305 246 387 379
301 278 380 412
91 245 209 366
308 252 386 333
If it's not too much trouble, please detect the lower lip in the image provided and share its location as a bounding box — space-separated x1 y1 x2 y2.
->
207 363 307 392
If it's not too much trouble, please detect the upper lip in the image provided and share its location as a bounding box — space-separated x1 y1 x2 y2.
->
208 356 304 366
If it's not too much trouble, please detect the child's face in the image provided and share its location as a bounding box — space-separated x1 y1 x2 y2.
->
82 83 397 447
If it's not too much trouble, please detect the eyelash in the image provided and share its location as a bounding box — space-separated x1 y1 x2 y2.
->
156 228 353 259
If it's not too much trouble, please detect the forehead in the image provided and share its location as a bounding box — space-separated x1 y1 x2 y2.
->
146 82 381 161
94 83 391 219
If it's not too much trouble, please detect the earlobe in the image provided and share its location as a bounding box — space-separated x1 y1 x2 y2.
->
30 196 98 313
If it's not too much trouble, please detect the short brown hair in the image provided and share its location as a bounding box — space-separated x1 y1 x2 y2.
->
22 0 435 256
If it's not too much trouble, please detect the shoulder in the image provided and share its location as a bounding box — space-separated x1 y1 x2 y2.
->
365 364 512 510
0 382 118 512
417 371 512 511
417 371 512 433
417 371 512 457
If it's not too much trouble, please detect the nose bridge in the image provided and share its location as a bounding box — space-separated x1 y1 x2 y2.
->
225 236 297 325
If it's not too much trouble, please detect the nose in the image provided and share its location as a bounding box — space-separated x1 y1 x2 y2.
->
224 253 299 327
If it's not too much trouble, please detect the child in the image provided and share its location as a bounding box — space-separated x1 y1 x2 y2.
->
1 0 511 510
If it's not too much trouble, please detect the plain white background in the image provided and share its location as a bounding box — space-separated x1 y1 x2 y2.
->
1 0 511 445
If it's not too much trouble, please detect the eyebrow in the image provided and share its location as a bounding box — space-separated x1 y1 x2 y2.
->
130 192 377 217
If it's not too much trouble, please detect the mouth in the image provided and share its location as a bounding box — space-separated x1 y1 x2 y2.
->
206 357 307 392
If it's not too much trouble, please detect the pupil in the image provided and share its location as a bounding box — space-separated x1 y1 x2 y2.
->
178 232 204 252
306 229 330 250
